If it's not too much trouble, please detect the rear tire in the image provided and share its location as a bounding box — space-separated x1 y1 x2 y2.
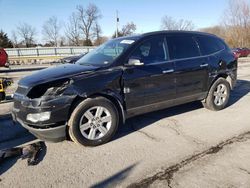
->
68 97 119 146
202 78 230 111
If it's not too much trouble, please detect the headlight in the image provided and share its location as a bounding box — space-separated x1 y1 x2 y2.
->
27 79 72 99
27 112 51 123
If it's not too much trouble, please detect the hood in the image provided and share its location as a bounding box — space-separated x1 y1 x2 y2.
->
19 64 98 87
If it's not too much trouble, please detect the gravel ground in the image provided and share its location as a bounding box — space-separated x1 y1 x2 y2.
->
0 61 250 188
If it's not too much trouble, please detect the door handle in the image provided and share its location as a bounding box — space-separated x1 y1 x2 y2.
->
162 69 174 74
200 64 208 68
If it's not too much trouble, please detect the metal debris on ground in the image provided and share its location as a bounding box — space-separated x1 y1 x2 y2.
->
0 141 45 166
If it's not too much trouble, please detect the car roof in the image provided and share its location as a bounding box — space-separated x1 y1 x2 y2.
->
141 30 218 38
116 30 219 41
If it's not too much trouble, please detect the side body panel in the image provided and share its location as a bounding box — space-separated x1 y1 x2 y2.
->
174 57 209 99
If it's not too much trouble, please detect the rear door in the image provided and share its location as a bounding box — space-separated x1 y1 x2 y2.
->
166 34 209 99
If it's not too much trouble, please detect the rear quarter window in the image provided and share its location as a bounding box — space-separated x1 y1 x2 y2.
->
196 36 226 55
167 35 200 60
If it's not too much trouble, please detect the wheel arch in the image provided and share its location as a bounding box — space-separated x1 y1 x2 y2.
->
68 92 126 126
91 92 126 125
203 73 231 102
210 73 233 90
203 74 231 111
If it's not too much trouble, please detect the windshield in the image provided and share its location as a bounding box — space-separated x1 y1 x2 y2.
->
77 38 136 66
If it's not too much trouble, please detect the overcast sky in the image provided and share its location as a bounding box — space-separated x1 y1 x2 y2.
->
0 0 249 43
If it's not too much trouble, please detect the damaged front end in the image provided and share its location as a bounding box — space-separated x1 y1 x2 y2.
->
12 78 76 142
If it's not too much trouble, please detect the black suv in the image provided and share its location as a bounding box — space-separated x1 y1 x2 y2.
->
12 31 237 146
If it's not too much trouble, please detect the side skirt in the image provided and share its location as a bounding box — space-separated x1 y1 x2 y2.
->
126 92 207 119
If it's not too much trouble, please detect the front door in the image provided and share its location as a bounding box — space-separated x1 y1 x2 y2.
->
123 36 176 115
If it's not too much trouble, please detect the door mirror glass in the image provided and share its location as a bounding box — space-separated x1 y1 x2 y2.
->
127 58 144 66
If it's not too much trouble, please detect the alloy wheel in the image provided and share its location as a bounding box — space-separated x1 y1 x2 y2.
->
213 84 228 106
79 106 112 140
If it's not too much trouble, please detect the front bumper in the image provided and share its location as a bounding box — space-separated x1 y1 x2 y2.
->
15 117 67 142
12 94 74 142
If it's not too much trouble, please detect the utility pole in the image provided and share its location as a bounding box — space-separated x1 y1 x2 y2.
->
116 10 119 38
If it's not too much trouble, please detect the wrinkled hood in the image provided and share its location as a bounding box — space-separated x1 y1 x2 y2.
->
19 64 98 87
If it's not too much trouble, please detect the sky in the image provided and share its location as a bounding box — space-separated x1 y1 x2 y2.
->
0 0 248 43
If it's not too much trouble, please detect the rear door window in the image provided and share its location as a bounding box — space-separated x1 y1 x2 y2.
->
166 35 200 60
196 36 225 55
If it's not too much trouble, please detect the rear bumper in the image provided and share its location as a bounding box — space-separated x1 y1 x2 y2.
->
229 68 237 90
15 117 66 142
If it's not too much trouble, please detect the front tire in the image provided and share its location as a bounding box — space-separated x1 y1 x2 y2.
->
68 97 119 146
202 78 230 111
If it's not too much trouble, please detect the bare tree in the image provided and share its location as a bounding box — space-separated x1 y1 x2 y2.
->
222 0 250 47
92 21 102 45
223 0 250 28
65 12 81 46
200 26 226 38
11 30 19 48
16 23 36 47
112 22 137 38
161 16 195 31
42 16 62 47
121 22 136 36
96 36 108 45
76 3 101 46
59 36 66 46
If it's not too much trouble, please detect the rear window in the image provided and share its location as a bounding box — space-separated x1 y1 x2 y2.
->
167 35 200 60
196 36 225 55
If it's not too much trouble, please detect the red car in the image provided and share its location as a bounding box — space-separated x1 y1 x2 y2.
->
0 48 8 67
232 47 250 58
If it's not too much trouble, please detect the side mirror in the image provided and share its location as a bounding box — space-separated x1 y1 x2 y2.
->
127 58 144 66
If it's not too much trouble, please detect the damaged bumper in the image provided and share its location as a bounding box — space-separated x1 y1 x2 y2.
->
16 117 67 142
12 94 74 142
